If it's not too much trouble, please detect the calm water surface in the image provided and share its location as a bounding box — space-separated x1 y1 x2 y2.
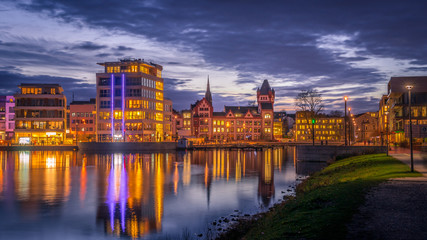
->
0 147 304 239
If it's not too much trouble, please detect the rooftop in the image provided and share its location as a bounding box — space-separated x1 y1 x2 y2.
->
97 58 163 70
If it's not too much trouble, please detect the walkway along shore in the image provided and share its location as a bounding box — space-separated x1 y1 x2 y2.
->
216 152 423 240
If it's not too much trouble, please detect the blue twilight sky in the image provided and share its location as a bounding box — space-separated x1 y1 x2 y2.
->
1 0 427 113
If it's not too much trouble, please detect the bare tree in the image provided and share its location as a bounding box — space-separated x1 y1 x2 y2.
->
295 89 324 145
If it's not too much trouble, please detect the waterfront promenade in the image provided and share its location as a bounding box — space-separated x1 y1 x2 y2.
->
347 149 427 239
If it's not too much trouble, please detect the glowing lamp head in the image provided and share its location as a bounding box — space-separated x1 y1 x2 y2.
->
348 107 351 112
344 96 348 101
406 85 413 90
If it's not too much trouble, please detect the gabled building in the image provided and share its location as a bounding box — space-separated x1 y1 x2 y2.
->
190 78 275 141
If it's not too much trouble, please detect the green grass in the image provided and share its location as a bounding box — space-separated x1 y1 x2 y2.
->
218 154 421 240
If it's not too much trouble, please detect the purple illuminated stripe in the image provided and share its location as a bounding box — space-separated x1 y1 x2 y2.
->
121 74 125 141
107 154 115 231
120 154 127 231
111 74 115 142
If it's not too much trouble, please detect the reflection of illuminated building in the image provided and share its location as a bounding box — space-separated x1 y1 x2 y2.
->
258 149 275 207
96 153 171 239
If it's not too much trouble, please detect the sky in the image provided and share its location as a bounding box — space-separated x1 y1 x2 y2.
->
1 0 427 114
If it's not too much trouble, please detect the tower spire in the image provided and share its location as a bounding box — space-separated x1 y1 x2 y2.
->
205 75 212 103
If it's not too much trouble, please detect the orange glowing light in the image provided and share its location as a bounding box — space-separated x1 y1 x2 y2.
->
344 96 348 101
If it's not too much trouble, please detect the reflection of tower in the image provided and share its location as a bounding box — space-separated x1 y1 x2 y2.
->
258 149 275 207
204 150 213 208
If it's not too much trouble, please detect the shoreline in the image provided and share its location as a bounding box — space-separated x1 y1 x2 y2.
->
215 154 421 240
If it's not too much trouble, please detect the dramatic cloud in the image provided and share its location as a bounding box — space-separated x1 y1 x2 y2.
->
1 0 427 113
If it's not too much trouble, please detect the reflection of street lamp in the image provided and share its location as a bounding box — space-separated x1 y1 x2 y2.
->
406 85 414 172
75 122 79 147
385 111 389 156
344 96 348 146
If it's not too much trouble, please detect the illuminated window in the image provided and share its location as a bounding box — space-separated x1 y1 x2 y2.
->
156 92 163 101
156 113 163 121
264 114 271 119
157 70 162 78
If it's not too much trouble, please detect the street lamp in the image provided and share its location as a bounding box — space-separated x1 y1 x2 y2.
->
348 107 351 145
406 85 414 172
344 96 348 146
385 111 389 156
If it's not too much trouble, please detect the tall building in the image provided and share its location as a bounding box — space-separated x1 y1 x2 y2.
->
14 84 66 145
96 58 171 142
0 96 15 140
70 99 96 142
386 76 427 144
190 79 275 141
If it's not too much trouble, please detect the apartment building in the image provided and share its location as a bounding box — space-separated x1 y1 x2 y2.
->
0 96 15 140
14 84 66 145
96 58 171 142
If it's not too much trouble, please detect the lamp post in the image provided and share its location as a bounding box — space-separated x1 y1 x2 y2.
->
348 107 352 145
344 96 348 146
406 85 414 172
385 111 389 156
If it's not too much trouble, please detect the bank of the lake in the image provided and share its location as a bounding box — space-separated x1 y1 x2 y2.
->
217 154 421 240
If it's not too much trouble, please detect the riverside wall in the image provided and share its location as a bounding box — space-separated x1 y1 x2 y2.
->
78 142 177 152
296 145 387 163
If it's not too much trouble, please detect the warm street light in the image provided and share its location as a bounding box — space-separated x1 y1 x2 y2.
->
406 85 414 172
348 107 352 145
385 111 389 156
344 96 348 146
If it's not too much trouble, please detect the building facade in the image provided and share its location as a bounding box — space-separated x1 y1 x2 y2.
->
0 96 15 140
354 112 379 144
96 59 171 142
190 79 275 141
295 111 344 142
70 99 96 142
14 84 66 145
386 76 427 144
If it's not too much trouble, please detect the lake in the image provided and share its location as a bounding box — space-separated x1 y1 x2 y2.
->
0 147 306 239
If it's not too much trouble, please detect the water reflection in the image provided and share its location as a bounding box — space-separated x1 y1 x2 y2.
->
0 148 300 239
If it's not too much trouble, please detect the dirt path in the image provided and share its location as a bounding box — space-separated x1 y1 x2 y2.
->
346 178 427 240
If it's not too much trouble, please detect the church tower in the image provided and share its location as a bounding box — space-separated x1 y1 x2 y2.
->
257 79 275 140
205 75 212 104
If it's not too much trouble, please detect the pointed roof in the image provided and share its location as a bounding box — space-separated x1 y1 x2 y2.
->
259 79 272 95
205 75 212 103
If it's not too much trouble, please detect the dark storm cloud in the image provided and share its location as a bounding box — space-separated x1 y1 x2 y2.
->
113 46 135 51
71 41 107 51
0 70 95 102
4 0 427 112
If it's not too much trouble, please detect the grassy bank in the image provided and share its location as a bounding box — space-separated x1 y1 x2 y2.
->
218 154 421 240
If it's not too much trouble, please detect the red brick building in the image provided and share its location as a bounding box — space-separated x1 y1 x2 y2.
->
190 79 275 141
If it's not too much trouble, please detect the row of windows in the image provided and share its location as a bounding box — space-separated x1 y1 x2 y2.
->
297 130 339 135
15 121 64 130
99 77 161 88
71 127 93 131
297 119 343 124
71 119 93 124
21 88 57 95
71 112 94 117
